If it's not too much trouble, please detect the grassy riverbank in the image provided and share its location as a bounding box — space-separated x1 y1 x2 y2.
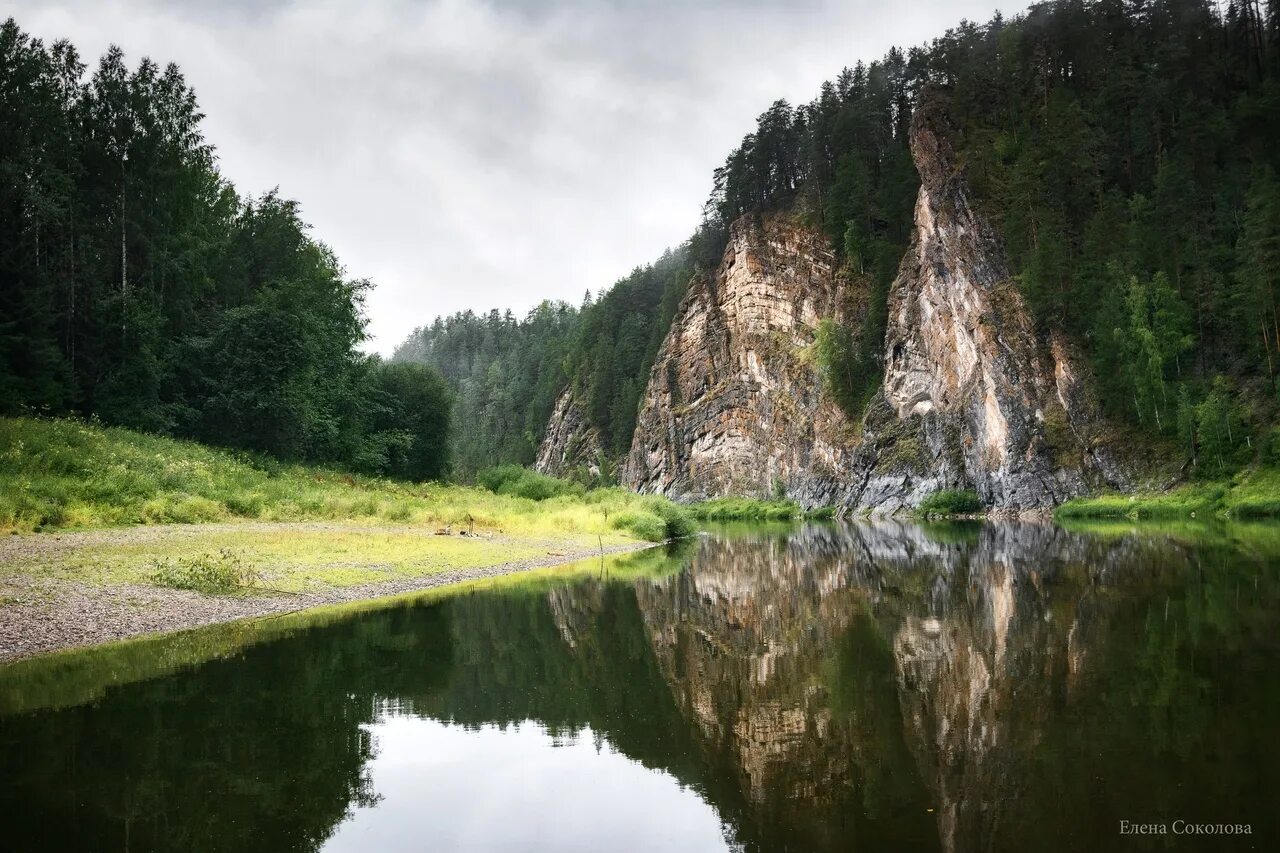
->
0 417 691 542
689 497 836 521
1055 469 1280 521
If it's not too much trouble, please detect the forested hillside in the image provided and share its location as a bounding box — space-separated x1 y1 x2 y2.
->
7 2 1279 490
393 247 694 478
0 19 451 481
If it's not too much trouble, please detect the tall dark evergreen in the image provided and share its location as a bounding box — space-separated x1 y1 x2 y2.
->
0 19 452 480
393 247 692 478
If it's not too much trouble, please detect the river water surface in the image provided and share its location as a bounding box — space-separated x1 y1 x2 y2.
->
2 521 1278 851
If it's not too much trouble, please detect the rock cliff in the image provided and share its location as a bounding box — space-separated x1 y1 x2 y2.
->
534 388 603 479
872 94 1119 509
548 94 1122 511
620 213 863 505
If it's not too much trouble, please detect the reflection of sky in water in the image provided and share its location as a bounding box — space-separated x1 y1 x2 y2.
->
323 718 730 852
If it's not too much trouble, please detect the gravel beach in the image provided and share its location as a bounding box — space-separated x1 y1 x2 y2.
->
0 523 653 663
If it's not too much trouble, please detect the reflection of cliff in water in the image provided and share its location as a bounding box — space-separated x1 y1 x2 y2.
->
619 522 1279 852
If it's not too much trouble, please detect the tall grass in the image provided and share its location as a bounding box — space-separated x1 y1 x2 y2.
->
0 417 693 541
690 497 803 521
1056 469 1280 520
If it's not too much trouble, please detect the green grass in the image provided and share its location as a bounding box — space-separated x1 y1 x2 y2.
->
916 489 984 517
149 549 262 594
690 496 834 521
0 417 692 542
0 524 636 593
1055 468 1280 521
476 464 585 501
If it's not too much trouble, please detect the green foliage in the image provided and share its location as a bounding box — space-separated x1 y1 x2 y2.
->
916 490 984 517
476 465 584 501
394 249 695 479
644 497 697 540
150 549 261 594
813 319 861 417
475 467 692 540
691 497 802 521
0 21 450 480
0 416 680 542
1057 470 1280 520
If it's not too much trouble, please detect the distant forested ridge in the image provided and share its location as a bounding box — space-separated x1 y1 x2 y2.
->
402 0 1280 480
0 19 451 480
393 246 696 479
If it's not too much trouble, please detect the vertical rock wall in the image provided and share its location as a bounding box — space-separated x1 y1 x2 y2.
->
534 388 604 479
873 95 1122 510
620 213 864 506
541 93 1123 512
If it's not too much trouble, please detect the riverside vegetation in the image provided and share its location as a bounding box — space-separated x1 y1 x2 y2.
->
0 417 692 543
0 417 697 615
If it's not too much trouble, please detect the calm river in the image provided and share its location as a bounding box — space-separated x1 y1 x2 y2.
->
2 521 1278 851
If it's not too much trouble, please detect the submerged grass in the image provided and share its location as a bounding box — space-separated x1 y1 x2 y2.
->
0 416 690 542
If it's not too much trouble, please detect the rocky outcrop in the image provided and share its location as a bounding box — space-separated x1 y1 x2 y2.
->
534 388 604 479
621 213 863 506
869 94 1121 509
551 92 1123 512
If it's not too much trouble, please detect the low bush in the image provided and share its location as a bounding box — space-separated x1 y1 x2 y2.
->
646 497 697 539
476 465 584 501
610 510 667 542
150 549 261 594
917 490 984 516
691 497 802 521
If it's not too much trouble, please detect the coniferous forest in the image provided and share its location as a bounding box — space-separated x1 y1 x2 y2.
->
0 19 451 481
5 1 1280 483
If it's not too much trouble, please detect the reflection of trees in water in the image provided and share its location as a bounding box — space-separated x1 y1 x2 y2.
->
2 522 1277 852
0 605 455 852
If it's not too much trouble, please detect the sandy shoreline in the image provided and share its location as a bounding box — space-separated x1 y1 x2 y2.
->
0 525 654 663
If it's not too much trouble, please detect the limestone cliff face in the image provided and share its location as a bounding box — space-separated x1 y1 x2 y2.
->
545 93 1122 511
873 96 1120 509
620 214 861 506
534 388 603 479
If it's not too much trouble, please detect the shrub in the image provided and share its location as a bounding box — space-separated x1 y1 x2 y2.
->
917 490 984 516
691 497 801 521
150 549 261 594
645 497 697 539
609 498 696 542
476 465 583 501
476 464 527 493
610 510 667 542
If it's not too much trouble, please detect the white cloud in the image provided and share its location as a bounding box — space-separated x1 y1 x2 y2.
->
8 0 1020 353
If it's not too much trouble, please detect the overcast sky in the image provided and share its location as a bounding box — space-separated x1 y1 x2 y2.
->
10 0 1017 354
